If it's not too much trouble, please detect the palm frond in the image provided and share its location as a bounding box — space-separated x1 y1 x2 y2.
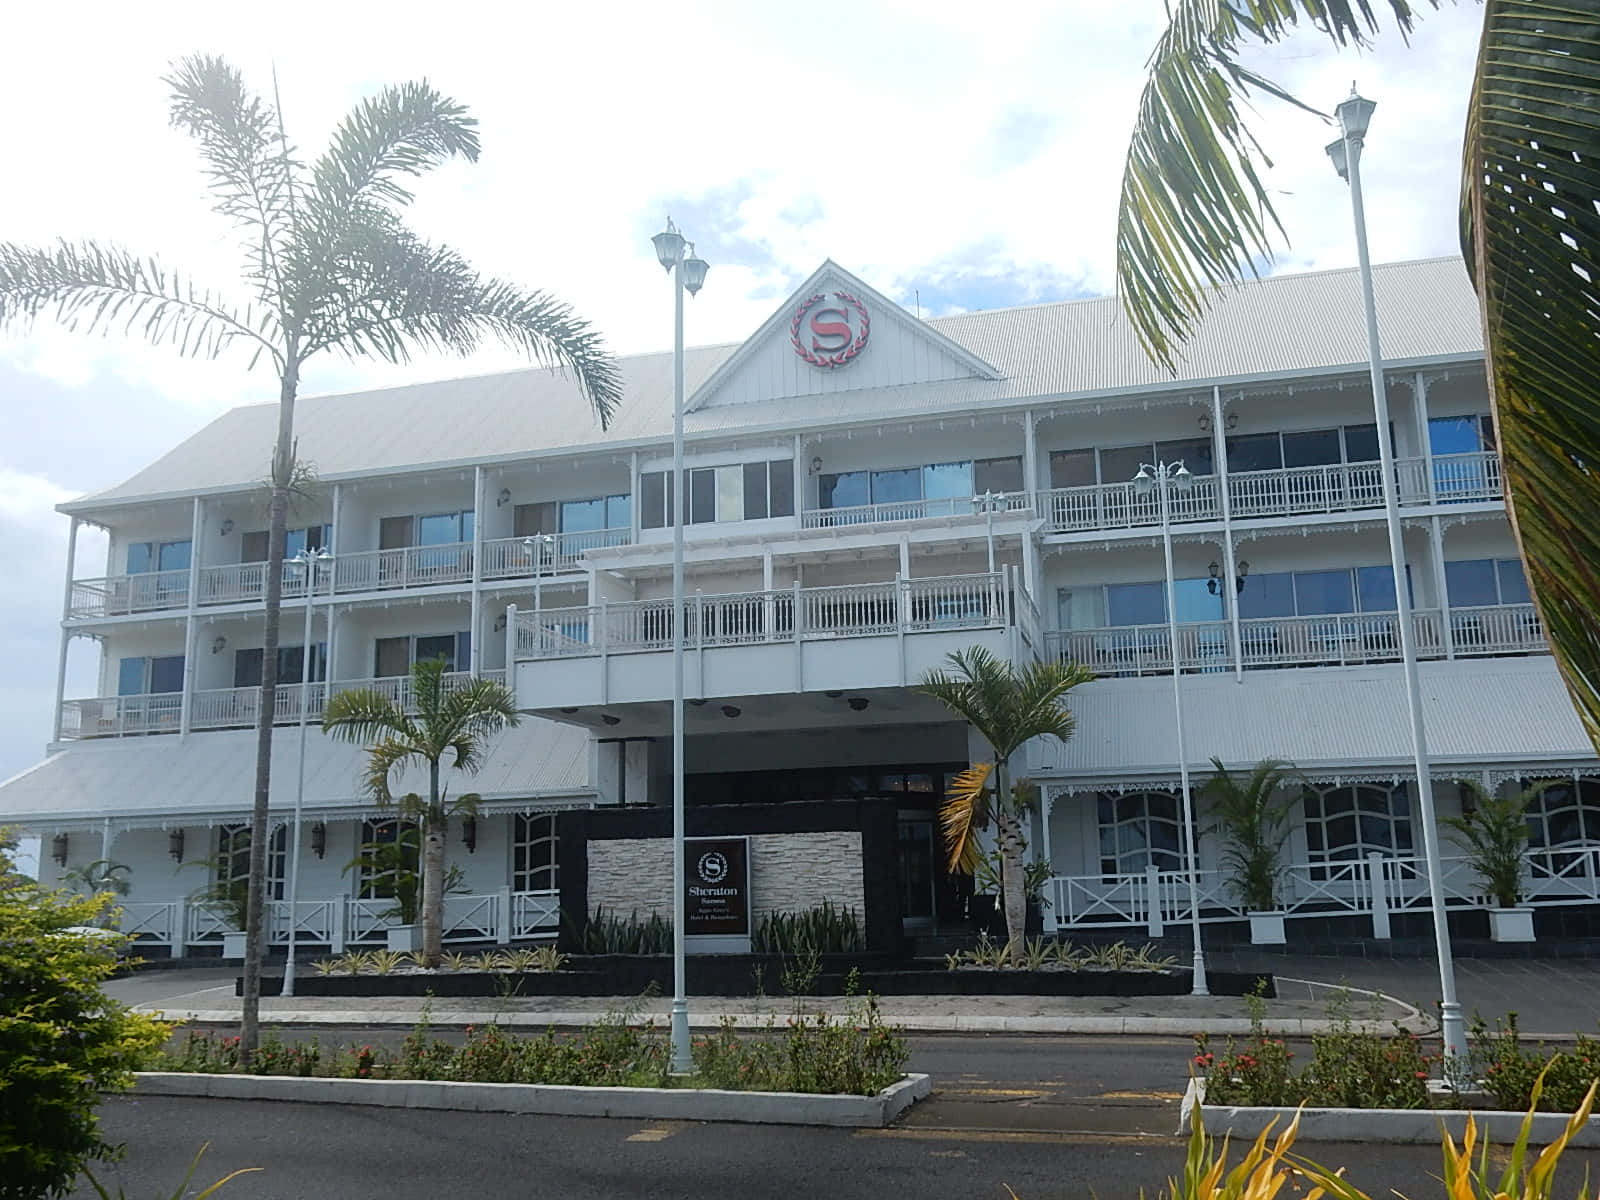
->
298 224 622 427
1461 0 1600 749
940 763 994 874
0 240 279 366
361 739 427 806
918 646 1094 760
1116 0 1434 370
321 687 417 746
435 677 520 762
163 55 297 311
307 79 479 216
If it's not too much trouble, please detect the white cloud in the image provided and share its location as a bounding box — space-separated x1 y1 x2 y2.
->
0 1 1488 778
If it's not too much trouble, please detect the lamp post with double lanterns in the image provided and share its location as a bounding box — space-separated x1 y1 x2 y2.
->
651 218 709 1075
1132 461 1209 996
1326 86 1466 1067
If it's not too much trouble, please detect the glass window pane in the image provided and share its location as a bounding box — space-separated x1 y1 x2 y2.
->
1049 449 1096 487
924 460 974 500
819 471 868 509
768 459 794 518
1282 429 1342 468
1226 433 1283 472
1174 578 1223 622
118 657 147 696
1429 416 1484 456
870 467 921 503
1343 424 1380 462
415 635 455 669
149 655 185 694
375 637 410 678
1099 445 1150 487
716 465 744 522
462 511 474 543
126 543 153 574
559 498 605 533
1106 582 1165 626
742 462 769 520
1156 438 1213 475
1357 565 1398 612
689 468 716 524
1445 559 1498 607
418 514 461 545
233 649 263 688
1238 571 1295 618
157 540 192 571
456 631 471 669
973 456 1024 494
640 473 667 530
1293 569 1355 615
606 494 631 529
1497 559 1531 604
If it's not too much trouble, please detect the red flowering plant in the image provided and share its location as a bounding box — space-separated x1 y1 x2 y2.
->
1471 1012 1600 1112
1189 1030 1296 1107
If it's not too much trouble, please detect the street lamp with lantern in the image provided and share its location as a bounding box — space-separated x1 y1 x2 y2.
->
972 490 1008 573
652 217 709 1075
1132 461 1209 996
1326 85 1466 1066
282 545 332 997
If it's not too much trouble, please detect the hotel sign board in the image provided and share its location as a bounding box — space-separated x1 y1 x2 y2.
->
684 836 750 938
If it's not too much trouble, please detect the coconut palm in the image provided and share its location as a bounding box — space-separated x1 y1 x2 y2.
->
919 647 1095 953
1115 3 1600 749
0 57 621 1052
1202 757 1297 912
322 656 520 967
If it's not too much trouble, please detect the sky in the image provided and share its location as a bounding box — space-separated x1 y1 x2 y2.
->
0 0 1487 793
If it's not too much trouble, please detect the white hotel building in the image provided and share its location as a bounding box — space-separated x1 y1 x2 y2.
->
5 255 1599 953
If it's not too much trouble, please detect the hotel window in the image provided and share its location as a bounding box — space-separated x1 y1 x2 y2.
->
819 456 1023 514
375 632 472 677
515 495 630 540
125 539 192 574
241 525 329 563
512 814 559 892
1238 565 1412 619
1444 558 1531 608
1097 791 1187 875
357 819 418 900
117 655 186 696
1301 782 1413 871
233 644 327 688
1521 778 1600 875
216 823 286 901
640 461 793 528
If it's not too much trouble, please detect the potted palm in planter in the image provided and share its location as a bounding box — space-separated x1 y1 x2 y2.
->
1203 757 1296 945
186 868 252 959
1442 780 1547 943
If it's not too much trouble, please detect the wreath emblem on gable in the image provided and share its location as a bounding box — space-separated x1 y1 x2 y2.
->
790 290 870 369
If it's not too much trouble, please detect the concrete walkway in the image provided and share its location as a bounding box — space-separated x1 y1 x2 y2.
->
107 966 1420 1036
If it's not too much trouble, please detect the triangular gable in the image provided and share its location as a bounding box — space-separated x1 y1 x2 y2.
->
687 260 1002 412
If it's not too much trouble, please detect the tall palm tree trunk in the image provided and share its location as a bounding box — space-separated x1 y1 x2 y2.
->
992 758 1026 957
421 760 445 968
241 358 299 1059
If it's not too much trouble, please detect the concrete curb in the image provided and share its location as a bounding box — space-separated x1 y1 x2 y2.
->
132 1070 931 1128
1189 1102 1600 1148
140 1007 1423 1037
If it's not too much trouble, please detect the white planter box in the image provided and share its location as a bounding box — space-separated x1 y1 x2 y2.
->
221 931 248 959
1489 906 1536 943
1248 912 1287 945
386 925 424 952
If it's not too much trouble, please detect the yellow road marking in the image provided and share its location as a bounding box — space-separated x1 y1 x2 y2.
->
1098 1090 1184 1101
625 1128 674 1142
944 1087 1049 1098
857 1127 1172 1146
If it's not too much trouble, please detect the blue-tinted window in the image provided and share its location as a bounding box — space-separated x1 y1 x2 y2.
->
1429 416 1485 456
1356 565 1416 612
1497 559 1531 604
1282 429 1342 468
923 461 973 501
819 471 868 509
1238 571 1295 618
149 655 185 694
605 494 630 529
118 657 146 696
1293 569 1355 615
157 541 192 571
870 468 921 504
1173 578 1223 623
418 512 469 545
559 497 606 533
1226 433 1283 472
1106 582 1165 626
1445 559 1499 607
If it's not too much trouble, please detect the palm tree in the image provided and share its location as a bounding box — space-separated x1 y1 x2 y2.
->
323 656 520 967
0 57 621 1052
1201 758 1297 913
918 647 1095 953
1114 3 1600 750
1441 779 1552 909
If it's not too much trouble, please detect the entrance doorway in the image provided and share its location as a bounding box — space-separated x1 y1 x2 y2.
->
897 812 938 930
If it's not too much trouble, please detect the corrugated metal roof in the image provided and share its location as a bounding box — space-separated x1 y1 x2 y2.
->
72 257 1482 509
1032 657 1596 778
0 717 593 828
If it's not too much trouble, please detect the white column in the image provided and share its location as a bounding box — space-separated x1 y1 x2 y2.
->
504 604 518 697
1211 387 1244 681
180 498 204 736
1430 517 1454 658
1415 371 1437 504
1022 408 1040 495
54 517 81 742
792 434 806 520
629 452 642 545
470 466 485 675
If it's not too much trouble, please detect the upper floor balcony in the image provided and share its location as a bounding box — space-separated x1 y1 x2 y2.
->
65 529 630 621
58 669 506 741
1037 451 1501 536
1045 601 1546 677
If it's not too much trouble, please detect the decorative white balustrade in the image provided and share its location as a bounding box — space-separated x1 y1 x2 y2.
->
1045 603 1544 677
113 890 561 950
69 570 192 618
1036 451 1502 535
1047 843 1600 936
801 492 1034 529
513 572 1012 660
481 529 629 579
64 669 509 740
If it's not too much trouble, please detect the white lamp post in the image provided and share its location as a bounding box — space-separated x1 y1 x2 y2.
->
652 217 709 1074
523 533 556 612
282 545 332 997
1326 85 1466 1065
973 490 1007 573
1133 461 1208 996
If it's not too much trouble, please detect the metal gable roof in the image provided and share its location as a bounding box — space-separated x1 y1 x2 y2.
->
65 257 1484 512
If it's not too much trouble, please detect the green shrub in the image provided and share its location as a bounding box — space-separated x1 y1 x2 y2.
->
691 997 908 1096
582 907 672 955
753 901 864 955
0 838 170 1200
1471 1013 1600 1112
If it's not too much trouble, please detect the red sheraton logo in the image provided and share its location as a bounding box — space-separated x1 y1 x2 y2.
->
790 290 870 368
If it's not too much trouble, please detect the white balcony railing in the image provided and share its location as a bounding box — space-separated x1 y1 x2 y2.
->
481 529 629 579
63 669 510 740
1035 452 1502 535
1045 603 1544 677
196 560 317 607
513 572 1012 660
68 570 191 619
801 492 1034 529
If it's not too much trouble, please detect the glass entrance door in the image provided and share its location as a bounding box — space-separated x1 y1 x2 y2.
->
897 813 937 929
